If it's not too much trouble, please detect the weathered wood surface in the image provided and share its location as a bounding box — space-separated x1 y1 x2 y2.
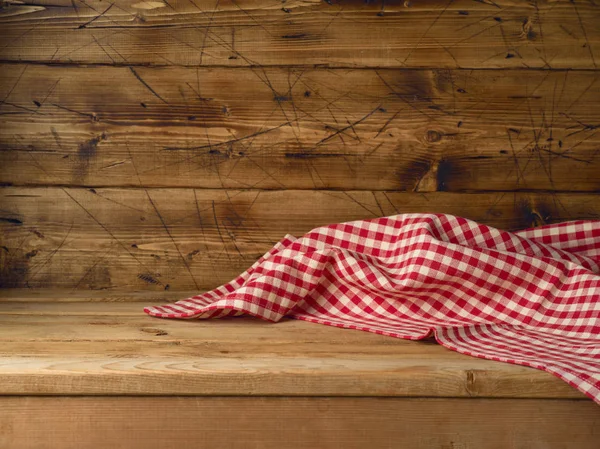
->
1 188 598 290
0 0 599 69
0 288 197 302
2 397 599 449
1 0 599 297
1 64 599 191
0 301 586 398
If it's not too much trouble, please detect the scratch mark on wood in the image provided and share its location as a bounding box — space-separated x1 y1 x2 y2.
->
472 0 501 8
50 102 96 120
27 223 74 283
314 105 381 148
29 78 61 119
92 191 146 213
72 244 115 289
50 127 64 151
61 188 162 284
231 0 273 37
77 2 114 29
381 192 400 214
401 0 453 65
101 160 128 170
375 70 439 123
221 222 244 260
566 77 597 113
192 190 217 276
126 145 200 289
91 33 116 63
570 0 597 68
375 110 401 138
506 129 525 187
71 0 79 17
559 24 578 40
128 67 168 104
0 65 28 106
372 192 385 216
162 121 289 153
212 200 231 261
27 223 73 283
342 192 379 217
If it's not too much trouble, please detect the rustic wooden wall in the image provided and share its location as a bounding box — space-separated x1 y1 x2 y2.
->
1 0 599 292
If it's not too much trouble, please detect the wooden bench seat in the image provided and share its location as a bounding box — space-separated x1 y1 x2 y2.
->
1 290 599 448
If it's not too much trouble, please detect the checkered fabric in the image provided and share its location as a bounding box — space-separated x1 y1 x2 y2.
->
144 213 600 404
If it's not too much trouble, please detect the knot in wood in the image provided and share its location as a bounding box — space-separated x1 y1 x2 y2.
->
425 130 442 143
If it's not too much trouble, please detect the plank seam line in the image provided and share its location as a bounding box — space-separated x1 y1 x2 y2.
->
0 61 599 72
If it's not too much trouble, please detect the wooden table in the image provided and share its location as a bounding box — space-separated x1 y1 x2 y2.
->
1 291 598 449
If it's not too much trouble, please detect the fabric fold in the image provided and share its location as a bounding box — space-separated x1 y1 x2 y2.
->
144 213 600 403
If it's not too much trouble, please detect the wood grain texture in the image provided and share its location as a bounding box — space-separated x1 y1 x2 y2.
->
1 187 598 290
0 0 599 69
1 64 599 191
0 289 198 303
0 301 585 398
1 397 599 449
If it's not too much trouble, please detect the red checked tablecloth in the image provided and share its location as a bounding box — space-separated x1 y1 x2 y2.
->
144 214 600 404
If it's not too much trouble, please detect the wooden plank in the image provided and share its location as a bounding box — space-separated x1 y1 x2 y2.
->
1 397 598 449
0 0 599 69
1 65 599 191
0 302 585 398
1 187 599 290
0 339 585 400
0 289 199 303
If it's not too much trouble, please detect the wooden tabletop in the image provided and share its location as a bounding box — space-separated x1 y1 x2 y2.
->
0 290 587 399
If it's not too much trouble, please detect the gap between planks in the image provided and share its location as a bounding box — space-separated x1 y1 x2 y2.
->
2 61 600 72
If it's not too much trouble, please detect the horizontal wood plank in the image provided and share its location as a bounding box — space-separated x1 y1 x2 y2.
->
1 397 599 449
0 301 585 398
1 65 599 191
0 0 599 69
0 289 198 303
1 188 599 290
